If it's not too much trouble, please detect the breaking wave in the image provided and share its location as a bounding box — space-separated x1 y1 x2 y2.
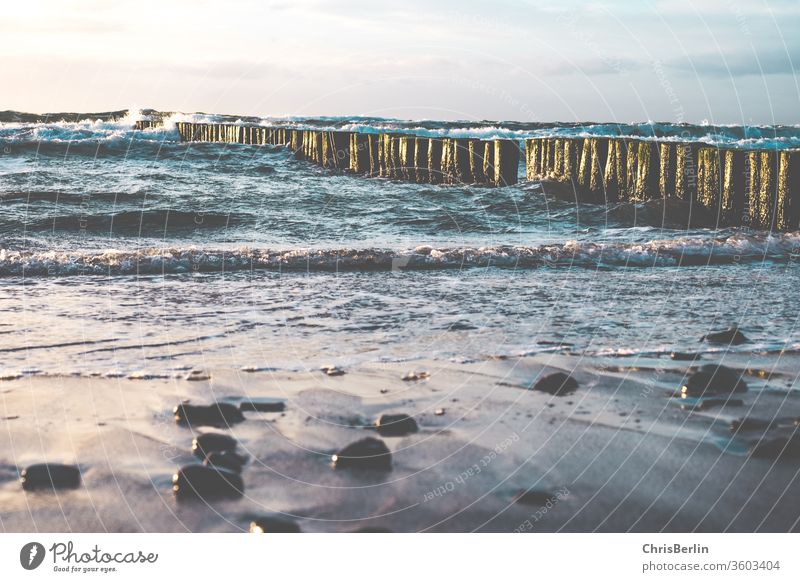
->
2 109 800 149
1 232 798 276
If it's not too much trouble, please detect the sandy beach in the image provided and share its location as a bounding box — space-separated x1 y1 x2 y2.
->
2 349 798 533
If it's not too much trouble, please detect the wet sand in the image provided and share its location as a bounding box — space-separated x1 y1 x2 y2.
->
1 352 799 532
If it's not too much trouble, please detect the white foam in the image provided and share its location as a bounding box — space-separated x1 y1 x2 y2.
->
0 232 797 277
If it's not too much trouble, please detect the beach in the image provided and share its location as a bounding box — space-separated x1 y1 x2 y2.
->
1 111 800 533
1 348 798 532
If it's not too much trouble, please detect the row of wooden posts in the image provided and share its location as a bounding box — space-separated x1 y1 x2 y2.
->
525 137 799 231
134 119 799 231
135 120 520 187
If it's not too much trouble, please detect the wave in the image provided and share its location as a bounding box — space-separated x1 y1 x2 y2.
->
0 232 797 276
3 109 800 149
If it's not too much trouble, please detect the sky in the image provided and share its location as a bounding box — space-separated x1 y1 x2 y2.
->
1 0 799 124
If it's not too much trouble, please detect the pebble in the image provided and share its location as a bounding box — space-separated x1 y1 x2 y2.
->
204 451 248 473
670 352 700 361
402 371 430 381
192 433 238 459
249 516 301 533
172 465 244 501
730 418 773 432
434 408 445 416
515 489 553 506
185 370 211 381
750 435 800 460
375 413 419 437
332 437 392 471
702 327 749 345
321 365 345 376
681 364 747 397
20 463 81 491
174 403 245 428
532 372 579 396
239 398 287 413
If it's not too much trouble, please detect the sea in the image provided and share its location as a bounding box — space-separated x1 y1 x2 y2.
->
1 109 799 379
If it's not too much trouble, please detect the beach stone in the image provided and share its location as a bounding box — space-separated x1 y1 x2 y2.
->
192 433 238 459
515 489 554 506
174 403 245 428
204 451 247 473
239 398 286 413
532 372 579 396
702 327 749 345
249 516 301 533
172 465 244 501
321 365 345 376
750 435 800 460
332 437 392 470
20 463 81 491
434 408 445 416
681 364 747 397
375 413 418 437
731 417 772 432
402 371 430 381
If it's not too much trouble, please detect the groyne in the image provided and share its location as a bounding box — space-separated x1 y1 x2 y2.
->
525 137 799 230
133 120 799 230
137 120 520 187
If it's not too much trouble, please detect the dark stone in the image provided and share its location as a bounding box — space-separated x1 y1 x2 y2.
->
192 433 238 459
731 418 773 432
750 435 800 460
174 403 245 428
239 398 286 413
172 465 244 501
375 413 418 437
682 364 747 397
670 352 700 361
249 516 301 533
702 327 749 345
515 489 553 506
532 372 579 396
353 527 392 533
332 437 392 471
20 463 81 491
204 451 247 473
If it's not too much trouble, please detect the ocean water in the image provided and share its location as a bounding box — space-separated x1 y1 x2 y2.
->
1 110 799 378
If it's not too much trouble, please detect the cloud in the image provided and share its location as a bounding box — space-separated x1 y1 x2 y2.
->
667 46 800 77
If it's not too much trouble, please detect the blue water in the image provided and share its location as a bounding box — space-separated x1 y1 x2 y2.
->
1 110 799 377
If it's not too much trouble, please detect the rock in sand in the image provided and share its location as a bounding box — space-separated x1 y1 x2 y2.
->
174 403 245 428
249 516 301 533
681 364 747 397
20 463 81 491
532 372 579 396
332 437 392 470
375 413 418 437
192 433 238 459
172 465 244 501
